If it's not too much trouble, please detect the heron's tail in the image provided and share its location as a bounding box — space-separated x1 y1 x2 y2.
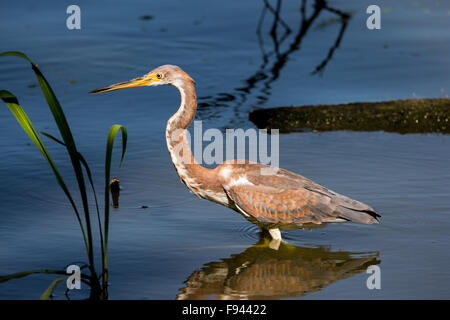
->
336 206 381 224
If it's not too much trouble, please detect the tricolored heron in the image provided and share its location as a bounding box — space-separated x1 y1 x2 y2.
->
90 65 380 242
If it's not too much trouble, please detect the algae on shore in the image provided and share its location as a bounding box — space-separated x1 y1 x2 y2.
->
249 98 450 134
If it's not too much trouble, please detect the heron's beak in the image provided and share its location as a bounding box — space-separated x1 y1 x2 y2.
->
89 73 160 94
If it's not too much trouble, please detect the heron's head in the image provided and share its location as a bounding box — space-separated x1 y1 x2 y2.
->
89 65 195 94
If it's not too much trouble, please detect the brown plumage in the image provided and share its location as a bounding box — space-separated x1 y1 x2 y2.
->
90 65 380 241
217 162 380 228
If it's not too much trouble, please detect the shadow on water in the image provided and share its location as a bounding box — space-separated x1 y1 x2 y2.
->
197 0 351 127
177 232 380 300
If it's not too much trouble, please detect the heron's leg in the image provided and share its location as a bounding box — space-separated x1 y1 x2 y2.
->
259 228 283 250
269 238 281 250
268 228 281 240
268 228 282 250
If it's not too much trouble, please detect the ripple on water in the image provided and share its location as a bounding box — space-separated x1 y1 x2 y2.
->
17 185 198 215
237 223 261 242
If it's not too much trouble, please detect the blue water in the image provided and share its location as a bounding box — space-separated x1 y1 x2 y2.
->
0 0 449 299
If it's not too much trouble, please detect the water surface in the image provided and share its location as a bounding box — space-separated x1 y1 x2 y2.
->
0 0 449 299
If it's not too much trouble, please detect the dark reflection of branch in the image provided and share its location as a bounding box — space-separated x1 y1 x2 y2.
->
312 6 350 75
177 234 380 300
197 0 351 127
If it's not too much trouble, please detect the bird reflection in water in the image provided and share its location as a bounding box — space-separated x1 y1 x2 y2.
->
177 231 379 300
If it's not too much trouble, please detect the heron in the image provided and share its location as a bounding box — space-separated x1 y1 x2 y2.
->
90 65 380 242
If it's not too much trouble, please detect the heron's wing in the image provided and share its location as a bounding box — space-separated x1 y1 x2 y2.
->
221 163 380 225
226 183 335 225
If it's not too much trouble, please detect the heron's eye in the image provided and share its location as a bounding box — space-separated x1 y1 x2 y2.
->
156 73 162 79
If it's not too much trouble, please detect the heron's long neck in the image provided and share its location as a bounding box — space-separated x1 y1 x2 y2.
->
166 80 220 196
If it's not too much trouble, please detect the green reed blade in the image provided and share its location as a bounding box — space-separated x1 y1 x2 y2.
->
40 277 68 300
0 90 89 253
0 269 66 284
103 125 127 270
41 131 105 271
1 51 96 275
40 131 65 146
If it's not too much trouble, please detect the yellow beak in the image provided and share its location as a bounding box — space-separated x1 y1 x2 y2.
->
89 73 159 94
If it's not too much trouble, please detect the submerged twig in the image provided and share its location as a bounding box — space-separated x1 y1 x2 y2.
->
110 177 120 208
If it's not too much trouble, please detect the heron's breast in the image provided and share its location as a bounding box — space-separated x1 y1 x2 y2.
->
174 165 231 207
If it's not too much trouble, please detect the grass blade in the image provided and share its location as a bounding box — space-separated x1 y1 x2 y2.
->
40 277 67 300
1 51 97 279
0 90 89 252
1 51 128 299
103 125 127 271
0 269 66 284
41 131 105 274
